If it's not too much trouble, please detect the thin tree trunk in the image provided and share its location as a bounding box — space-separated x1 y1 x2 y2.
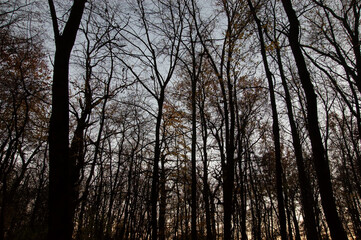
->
291 198 302 240
151 95 164 240
275 44 319 240
209 191 217 240
159 155 166 240
191 63 197 240
75 91 109 239
247 2 287 239
235 87 248 240
285 190 293 240
200 103 213 240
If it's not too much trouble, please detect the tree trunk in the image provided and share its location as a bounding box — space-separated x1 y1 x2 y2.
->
275 44 319 239
200 103 213 240
280 1 348 239
151 94 165 240
159 155 166 240
47 1 86 239
48 46 72 240
291 197 302 240
247 1 287 239
191 44 197 240
191 77 197 240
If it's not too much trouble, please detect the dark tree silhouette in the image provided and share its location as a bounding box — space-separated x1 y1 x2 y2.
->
280 0 348 239
47 1 87 239
246 1 287 239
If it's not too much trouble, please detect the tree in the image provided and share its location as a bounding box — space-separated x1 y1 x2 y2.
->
47 0 87 239
304 0 361 196
0 30 50 240
255 1 321 238
2 1 361 239
178 5 206 237
189 1 253 238
246 1 287 239
117 1 184 238
280 0 348 239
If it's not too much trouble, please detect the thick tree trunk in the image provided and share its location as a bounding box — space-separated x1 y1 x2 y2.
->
280 1 348 239
47 1 86 239
48 45 72 240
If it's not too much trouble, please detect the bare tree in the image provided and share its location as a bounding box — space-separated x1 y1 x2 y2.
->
280 0 348 239
117 1 184 238
246 1 287 239
47 0 86 239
